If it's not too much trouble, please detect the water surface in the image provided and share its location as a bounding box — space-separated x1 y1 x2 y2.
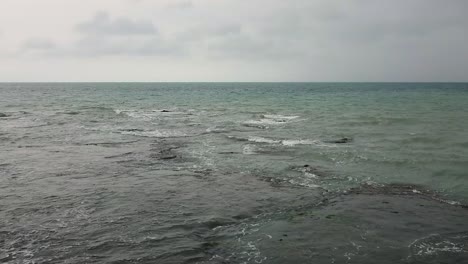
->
1 83 468 263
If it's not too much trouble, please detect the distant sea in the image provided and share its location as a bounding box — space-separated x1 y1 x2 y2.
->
1 83 468 263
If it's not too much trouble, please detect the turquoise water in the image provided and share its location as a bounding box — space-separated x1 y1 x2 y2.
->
1 83 468 263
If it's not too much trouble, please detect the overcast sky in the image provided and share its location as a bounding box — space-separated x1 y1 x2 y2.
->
0 0 467 82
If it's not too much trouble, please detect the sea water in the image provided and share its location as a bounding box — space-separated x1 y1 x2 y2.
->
1 83 468 263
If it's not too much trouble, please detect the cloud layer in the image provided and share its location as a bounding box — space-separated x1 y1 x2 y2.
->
0 0 467 81
76 12 157 36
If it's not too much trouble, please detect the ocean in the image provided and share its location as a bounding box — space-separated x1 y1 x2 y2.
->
1 82 468 263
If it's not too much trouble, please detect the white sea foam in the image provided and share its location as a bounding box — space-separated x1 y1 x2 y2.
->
243 119 287 127
304 172 319 179
243 114 301 128
287 178 320 188
205 126 226 133
242 145 257 155
410 234 468 257
247 136 319 147
281 139 319 146
248 136 281 144
262 114 300 120
115 110 159 119
120 130 187 138
115 109 187 119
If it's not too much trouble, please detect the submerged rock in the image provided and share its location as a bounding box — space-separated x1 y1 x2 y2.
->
119 128 145 132
329 137 352 144
63 111 80 115
208 183 468 264
349 183 429 196
149 143 182 160
291 164 329 178
160 155 177 160
0 113 8 117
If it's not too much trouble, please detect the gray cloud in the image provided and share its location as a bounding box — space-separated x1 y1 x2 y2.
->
2 0 468 81
22 39 56 50
175 24 242 43
76 11 157 35
71 12 284 59
12 38 58 58
172 22 306 60
71 35 183 57
33 0 468 68
253 0 468 42
165 0 193 10
200 30 305 60
66 12 183 57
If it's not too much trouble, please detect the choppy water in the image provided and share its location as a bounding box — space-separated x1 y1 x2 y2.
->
1 82 468 263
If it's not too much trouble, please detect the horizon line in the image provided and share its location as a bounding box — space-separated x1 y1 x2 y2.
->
1 81 468 84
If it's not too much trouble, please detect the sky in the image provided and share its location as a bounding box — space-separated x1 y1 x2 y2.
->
0 0 467 82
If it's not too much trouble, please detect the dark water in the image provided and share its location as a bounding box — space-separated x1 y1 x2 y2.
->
1 83 468 263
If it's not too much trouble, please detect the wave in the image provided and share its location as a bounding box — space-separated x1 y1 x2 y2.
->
120 129 188 138
243 114 301 128
281 139 319 146
347 182 467 207
261 173 322 189
205 126 230 133
0 111 30 119
79 106 115 112
248 136 280 144
115 109 189 119
242 145 257 155
409 232 468 260
82 124 198 139
261 114 300 120
243 119 288 128
1 117 49 129
247 136 319 146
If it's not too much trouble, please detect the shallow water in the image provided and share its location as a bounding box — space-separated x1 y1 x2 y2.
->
1 83 468 263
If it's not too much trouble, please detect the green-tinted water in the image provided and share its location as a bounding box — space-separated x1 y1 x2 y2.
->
1 83 468 263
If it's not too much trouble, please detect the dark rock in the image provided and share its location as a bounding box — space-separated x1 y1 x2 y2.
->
203 217 236 229
226 188 468 264
330 137 352 144
160 155 177 160
161 110 171 113
105 152 134 159
194 169 213 175
292 165 329 179
119 128 144 132
218 151 240 154
83 141 139 146
348 183 428 196
64 111 80 115
0 113 8 118
233 212 253 220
